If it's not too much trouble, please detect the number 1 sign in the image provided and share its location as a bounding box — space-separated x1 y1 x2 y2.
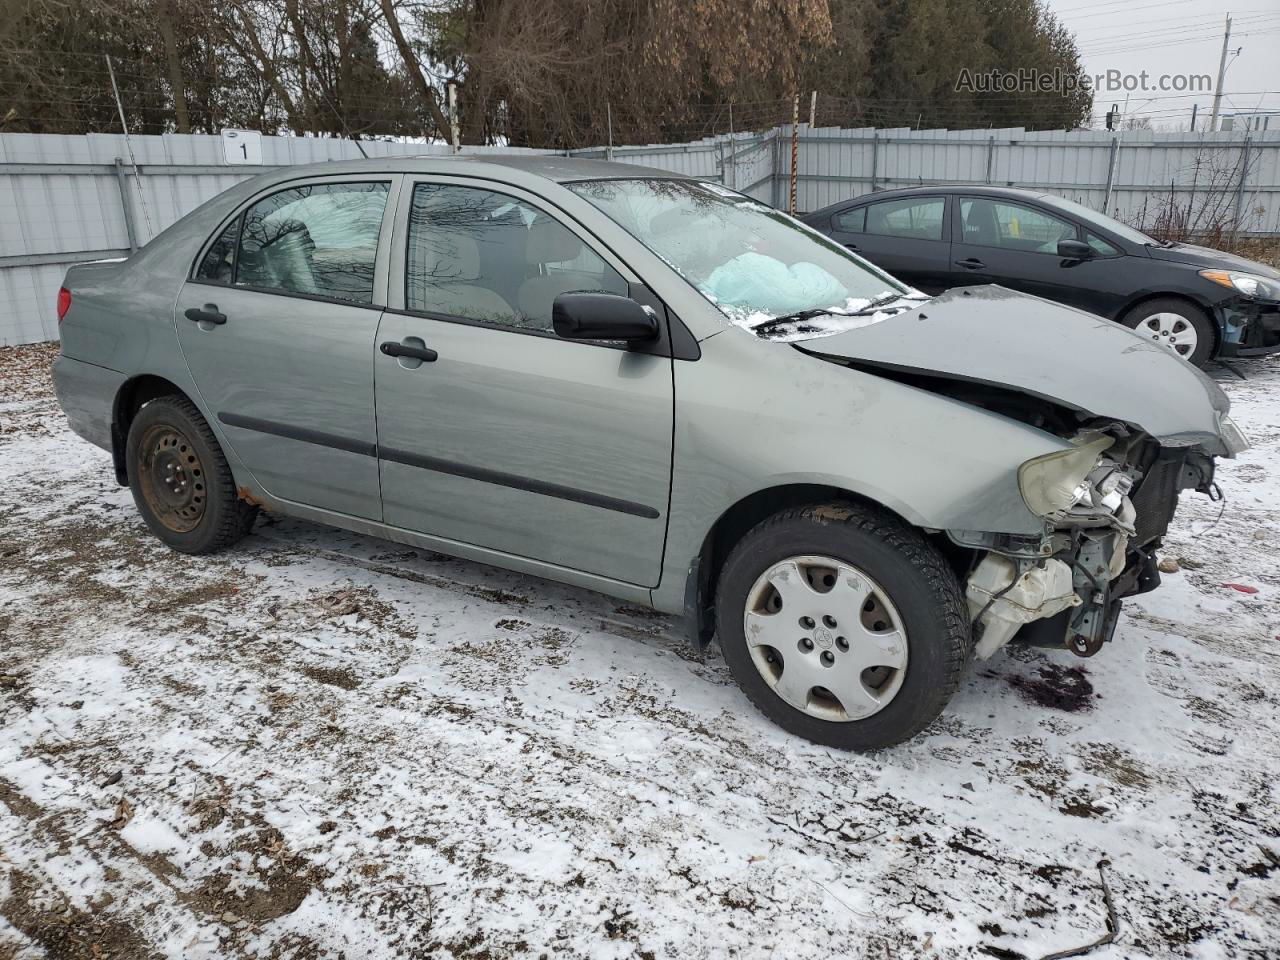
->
220 129 263 166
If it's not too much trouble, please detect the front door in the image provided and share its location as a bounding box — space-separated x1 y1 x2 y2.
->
950 196 1109 313
176 177 395 520
373 180 674 587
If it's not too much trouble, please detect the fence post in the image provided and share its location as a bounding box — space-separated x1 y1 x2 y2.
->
1101 136 1119 215
114 157 139 253
1233 135 1253 236
869 132 878 193
985 136 995 184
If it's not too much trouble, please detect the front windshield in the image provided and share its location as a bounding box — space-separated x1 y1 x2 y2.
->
1049 196 1158 246
567 178 918 333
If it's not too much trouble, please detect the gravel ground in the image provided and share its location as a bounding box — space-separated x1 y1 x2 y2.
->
1 341 1278 960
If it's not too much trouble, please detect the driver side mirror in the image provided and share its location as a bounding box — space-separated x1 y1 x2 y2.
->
1057 239 1094 261
552 292 659 344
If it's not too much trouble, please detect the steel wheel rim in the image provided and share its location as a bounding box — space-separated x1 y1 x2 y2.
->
138 423 207 533
1137 311 1197 358
743 555 909 722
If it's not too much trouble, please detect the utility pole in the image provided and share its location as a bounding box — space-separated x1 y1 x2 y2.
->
727 100 735 189
789 92 799 215
1209 13 1232 132
1190 102 1198 132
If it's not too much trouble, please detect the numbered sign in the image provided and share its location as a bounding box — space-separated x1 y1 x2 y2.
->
221 129 263 166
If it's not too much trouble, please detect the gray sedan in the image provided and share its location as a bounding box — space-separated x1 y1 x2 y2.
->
52 156 1246 750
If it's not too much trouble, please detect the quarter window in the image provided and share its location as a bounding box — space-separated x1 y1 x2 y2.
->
405 183 627 335
1087 233 1121 257
960 198 1077 253
234 182 388 304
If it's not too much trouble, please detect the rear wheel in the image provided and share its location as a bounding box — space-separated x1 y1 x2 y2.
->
1120 298 1215 367
715 503 970 750
126 396 256 554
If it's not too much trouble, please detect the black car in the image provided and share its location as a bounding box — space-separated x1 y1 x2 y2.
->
801 186 1280 367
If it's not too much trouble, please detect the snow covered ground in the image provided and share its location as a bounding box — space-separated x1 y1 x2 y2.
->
1 341 1277 959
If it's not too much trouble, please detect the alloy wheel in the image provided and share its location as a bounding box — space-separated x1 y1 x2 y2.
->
743 555 909 722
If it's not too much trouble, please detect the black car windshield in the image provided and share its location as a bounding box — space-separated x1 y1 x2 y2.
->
1047 195 1159 246
567 178 918 335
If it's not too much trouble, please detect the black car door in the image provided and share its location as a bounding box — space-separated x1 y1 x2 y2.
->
949 196 1124 315
825 196 952 293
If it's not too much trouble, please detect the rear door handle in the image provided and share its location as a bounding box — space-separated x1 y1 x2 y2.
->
844 243 860 252
184 304 227 325
380 340 437 362
955 258 986 270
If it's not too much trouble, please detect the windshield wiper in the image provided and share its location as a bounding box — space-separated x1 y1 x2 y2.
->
750 293 911 335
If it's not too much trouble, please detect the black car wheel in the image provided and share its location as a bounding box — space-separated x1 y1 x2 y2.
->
715 502 970 751
126 395 257 554
1121 298 1215 367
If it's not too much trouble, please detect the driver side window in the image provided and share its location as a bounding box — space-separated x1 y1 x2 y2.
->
405 183 628 335
960 198 1077 253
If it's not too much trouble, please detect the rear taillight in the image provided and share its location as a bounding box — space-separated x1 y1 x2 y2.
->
56 287 72 324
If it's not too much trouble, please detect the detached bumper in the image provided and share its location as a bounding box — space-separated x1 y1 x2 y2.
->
1216 297 1280 358
52 354 125 453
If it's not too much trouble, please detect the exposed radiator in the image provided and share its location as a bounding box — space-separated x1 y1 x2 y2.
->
1131 455 1183 546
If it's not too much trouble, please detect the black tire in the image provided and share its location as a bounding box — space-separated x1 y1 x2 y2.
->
715 502 969 751
125 395 256 554
1120 297 1216 367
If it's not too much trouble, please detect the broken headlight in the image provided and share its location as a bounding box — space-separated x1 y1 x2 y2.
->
1218 413 1250 455
1017 433 1114 518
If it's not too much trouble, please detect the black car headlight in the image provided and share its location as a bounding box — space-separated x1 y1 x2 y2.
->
1200 269 1280 301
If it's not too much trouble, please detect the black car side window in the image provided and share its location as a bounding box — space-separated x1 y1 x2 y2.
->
834 207 865 232
233 182 389 304
960 198 1078 254
195 217 240 284
1087 233 1122 257
864 197 944 241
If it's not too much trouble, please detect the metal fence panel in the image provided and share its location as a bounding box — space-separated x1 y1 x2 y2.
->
3 126 1278 345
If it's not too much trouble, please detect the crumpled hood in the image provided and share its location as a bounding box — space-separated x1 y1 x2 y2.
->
796 285 1230 449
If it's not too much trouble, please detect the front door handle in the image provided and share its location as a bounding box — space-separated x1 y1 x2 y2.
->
380 340 438 362
955 258 986 270
845 243 860 252
184 304 227 325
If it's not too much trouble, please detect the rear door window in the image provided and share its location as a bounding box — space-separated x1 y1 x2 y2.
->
864 197 945 240
233 182 389 304
833 207 866 232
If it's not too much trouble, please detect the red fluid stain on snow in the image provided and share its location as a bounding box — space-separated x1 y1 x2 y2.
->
1221 583 1260 594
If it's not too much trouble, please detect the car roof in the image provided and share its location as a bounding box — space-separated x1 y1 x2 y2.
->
249 153 687 188
804 184 1056 218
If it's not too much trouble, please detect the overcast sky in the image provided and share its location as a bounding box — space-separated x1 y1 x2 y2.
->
1042 0 1280 130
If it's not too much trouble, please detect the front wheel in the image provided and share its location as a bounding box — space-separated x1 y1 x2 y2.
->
1120 298 1215 367
125 395 256 554
715 503 970 750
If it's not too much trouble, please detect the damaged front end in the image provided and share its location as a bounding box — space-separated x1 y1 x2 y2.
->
954 423 1229 660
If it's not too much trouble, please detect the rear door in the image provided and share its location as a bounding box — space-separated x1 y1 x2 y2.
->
950 196 1119 315
176 177 396 520
838 195 952 293
373 178 674 587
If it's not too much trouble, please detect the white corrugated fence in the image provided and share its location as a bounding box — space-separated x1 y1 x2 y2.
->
2 125 1276 345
